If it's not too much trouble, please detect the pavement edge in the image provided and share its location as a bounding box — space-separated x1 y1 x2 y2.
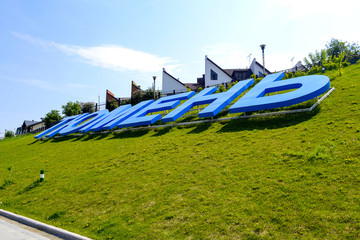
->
0 209 91 240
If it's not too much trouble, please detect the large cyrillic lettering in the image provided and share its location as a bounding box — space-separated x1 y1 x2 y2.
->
118 91 195 128
162 79 254 122
34 115 79 139
229 73 330 113
59 109 109 136
83 104 131 132
102 100 154 130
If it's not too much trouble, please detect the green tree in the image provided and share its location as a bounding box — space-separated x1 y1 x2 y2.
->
42 110 62 128
326 38 348 57
62 101 81 117
80 102 95 113
219 84 226 92
303 49 327 68
108 101 118 111
5 130 14 138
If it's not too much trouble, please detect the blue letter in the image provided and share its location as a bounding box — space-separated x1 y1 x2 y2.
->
162 79 254 122
117 91 195 128
59 109 109 136
229 73 330 113
35 114 89 139
102 100 154 130
82 104 132 132
34 115 79 139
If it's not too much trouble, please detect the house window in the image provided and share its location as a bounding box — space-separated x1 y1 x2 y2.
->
210 69 218 80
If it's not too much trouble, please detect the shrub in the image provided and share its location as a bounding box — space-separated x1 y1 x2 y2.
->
295 70 306 77
5 130 14 138
219 84 226 92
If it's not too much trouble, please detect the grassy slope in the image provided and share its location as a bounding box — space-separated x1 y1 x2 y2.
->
0 64 359 239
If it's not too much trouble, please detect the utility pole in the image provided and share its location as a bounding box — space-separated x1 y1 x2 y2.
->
260 44 266 77
153 76 157 100
247 53 252 69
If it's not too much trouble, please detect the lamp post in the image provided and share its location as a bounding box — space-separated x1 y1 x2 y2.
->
152 76 157 100
260 44 266 77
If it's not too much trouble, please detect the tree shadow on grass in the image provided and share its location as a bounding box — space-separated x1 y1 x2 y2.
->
109 129 150 139
218 107 320 133
152 127 172 137
187 122 212 134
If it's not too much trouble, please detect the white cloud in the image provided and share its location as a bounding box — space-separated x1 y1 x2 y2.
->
12 32 177 73
272 0 360 19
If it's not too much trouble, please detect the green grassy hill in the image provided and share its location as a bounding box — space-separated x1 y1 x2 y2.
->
1 64 360 239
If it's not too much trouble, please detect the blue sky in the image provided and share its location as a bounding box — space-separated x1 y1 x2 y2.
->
0 0 359 136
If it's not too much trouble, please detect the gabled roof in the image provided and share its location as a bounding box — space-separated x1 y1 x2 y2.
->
224 68 250 76
163 68 186 87
23 120 41 127
206 56 233 78
132 81 141 90
254 61 271 74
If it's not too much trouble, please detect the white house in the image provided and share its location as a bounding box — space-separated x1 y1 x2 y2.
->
204 55 233 88
162 68 188 95
249 58 271 78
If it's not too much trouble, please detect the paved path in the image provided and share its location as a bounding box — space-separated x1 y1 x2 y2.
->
0 216 62 240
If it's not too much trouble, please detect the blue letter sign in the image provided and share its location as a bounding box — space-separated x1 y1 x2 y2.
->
229 73 330 113
35 73 331 139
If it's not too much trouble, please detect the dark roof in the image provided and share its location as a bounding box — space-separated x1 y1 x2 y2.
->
163 69 186 87
224 68 249 76
184 83 201 91
23 120 41 127
206 57 233 78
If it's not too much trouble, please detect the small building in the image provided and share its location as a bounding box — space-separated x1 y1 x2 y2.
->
203 56 271 88
161 55 272 94
162 69 189 95
16 120 45 135
131 81 142 98
280 61 308 73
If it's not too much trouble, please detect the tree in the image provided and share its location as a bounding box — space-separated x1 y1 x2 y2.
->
62 101 81 117
5 130 14 138
108 101 118 111
80 102 95 113
326 38 360 63
326 38 348 57
42 110 62 128
303 49 327 68
219 84 226 92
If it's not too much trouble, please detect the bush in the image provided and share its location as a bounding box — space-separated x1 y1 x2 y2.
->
42 110 62 128
80 102 95 113
108 101 118 111
219 84 226 92
307 65 321 75
5 130 14 138
295 70 306 77
62 101 81 117
197 87 203 92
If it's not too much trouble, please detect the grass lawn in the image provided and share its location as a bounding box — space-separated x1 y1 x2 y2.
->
0 64 360 239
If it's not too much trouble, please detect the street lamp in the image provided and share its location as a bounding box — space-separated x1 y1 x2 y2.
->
260 44 266 77
152 76 157 100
